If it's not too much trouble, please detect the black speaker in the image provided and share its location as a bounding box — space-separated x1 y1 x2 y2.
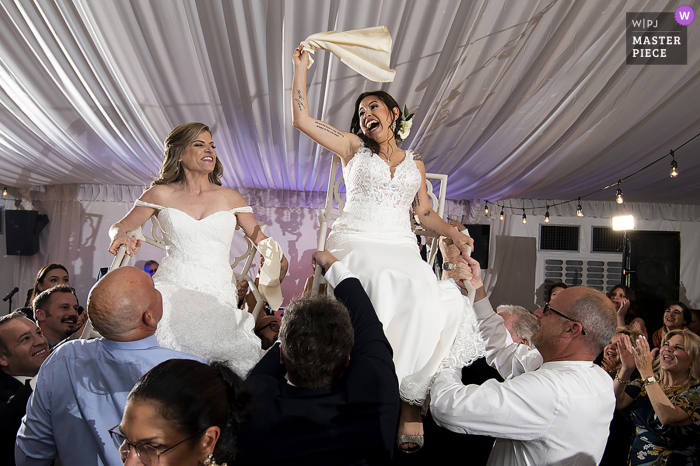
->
5 210 49 256
465 224 490 269
622 230 680 332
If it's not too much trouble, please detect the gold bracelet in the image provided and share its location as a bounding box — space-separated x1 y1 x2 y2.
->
615 373 631 384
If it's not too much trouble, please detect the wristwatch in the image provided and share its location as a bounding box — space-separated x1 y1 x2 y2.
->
643 376 657 386
442 263 457 270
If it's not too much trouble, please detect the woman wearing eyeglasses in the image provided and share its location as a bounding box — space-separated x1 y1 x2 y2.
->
613 329 700 465
111 359 251 466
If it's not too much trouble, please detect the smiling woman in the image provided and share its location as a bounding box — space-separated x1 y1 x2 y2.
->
652 301 692 349
107 122 289 377
613 329 700 465
291 45 482 452
24 264 70 308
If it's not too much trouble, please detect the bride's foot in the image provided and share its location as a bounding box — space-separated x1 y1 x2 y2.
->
397 402 424 453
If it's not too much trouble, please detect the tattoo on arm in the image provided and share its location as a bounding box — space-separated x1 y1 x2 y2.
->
413 152 423 162
423 210 430 217
294 90 305 111
412 195 420 207
314 121 344 138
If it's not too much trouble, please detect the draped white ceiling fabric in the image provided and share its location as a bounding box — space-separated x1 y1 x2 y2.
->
1 0 699 205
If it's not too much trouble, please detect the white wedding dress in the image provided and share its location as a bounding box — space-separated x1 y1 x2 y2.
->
134 200 262 378
326 147 482 405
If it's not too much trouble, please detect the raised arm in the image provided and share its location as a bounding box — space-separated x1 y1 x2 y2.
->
411 158 474 258
291 45 361 164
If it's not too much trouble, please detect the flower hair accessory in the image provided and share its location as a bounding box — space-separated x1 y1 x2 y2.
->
396 105 415 142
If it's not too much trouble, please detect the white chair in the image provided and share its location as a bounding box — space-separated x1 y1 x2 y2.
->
110 216 267 320
312 155 449 293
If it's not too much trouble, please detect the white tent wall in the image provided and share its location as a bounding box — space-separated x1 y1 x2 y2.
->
2 187 698 315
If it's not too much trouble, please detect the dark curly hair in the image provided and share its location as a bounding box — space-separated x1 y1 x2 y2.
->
349 91 402 154
127 359 252 464
280 294 354 389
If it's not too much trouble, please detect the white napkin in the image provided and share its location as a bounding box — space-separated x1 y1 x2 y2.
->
301 26 396 82
256 237 284 310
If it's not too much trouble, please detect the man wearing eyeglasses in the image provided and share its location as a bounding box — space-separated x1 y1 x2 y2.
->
430 254 617 466
15 267 204 466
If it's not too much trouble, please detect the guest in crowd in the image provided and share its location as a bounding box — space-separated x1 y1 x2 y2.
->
431 254 617 465
253 315 280 351
32 285 82 350
600 326 642 379
15 267 204 466
235 251 400 465
143 260 159 277
614 329 700 465
24 264 71 308
689 308 700 336
496 304 539 347
0 312 49 466
608 284 648 338
651 301 692 349
598 326 642 466
548 282 567 301
114 359 250 466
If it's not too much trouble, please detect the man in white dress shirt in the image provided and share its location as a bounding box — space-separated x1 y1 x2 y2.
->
430 254 617 466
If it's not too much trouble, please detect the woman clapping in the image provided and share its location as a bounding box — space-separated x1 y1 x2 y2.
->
614 329 700 465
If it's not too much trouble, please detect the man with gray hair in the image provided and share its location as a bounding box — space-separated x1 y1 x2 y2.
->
496 304 538 348
16 267 204 466
431 255 617 465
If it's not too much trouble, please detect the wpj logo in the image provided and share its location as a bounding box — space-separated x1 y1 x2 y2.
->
626 12 687 65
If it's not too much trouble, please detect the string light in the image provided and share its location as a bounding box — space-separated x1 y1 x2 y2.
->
576 197 584 217
522 208 527 224
484 201 489 215
2 186 7 197
615 180 623 204
670 150 678 177
499 208 504 221
544 205 550 223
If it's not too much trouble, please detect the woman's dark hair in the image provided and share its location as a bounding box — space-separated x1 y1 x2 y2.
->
665 301 692 327
606 284 635 301
151 122 223 187
349 91 402 154
26 264 69 307
127 359 252 464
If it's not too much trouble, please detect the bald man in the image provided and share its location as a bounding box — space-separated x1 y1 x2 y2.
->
431 256 617 466
16 267 205 466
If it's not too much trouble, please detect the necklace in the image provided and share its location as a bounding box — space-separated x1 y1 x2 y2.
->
661 379 686 391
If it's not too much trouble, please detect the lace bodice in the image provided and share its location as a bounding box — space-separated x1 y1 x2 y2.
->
134 200 252 292
329 147 422 240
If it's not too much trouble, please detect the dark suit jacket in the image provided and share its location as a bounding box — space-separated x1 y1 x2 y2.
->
1 371 32 466
236 277 400 466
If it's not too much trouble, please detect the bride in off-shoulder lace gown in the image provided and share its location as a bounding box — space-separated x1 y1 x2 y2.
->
326 147 482 405
132 200 262 377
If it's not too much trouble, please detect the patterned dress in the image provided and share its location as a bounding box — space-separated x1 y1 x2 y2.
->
625 381 700 465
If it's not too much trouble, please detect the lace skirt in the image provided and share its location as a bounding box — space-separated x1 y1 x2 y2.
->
327 234 482 405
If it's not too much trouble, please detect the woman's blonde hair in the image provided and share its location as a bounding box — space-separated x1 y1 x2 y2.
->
654 328 700 392
151 122 223 186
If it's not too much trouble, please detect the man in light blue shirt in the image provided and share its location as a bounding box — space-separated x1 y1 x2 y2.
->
15 267 205 466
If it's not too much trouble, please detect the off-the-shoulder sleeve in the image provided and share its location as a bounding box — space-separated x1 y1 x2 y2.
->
229 206 253 214
135 199 165 210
